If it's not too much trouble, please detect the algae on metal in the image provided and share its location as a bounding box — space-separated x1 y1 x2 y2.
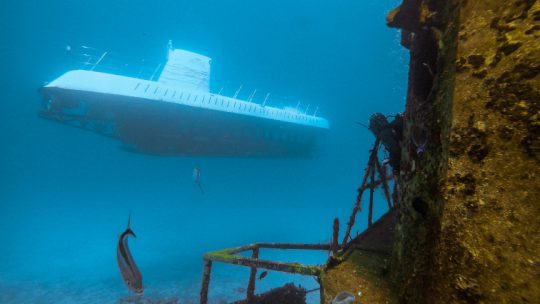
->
389 0 539 303
320 250 396 304
431 1 540 302
204 244 324 276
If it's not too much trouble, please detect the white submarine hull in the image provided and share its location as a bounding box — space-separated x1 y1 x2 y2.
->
40 48 329 156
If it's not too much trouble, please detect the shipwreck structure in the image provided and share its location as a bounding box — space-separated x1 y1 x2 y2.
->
40 42 329 156
322 0 539 303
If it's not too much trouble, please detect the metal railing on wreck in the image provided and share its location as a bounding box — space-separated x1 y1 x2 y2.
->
200 221 340 304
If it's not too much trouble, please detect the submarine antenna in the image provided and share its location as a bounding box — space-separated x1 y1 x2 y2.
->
233 84 243 99
150 63 162 81
313 106 319 117
136 58 145 78
305 104 311 114
90 51 108 71
218 87 224 95
248 89 257 102
295 101 301 110
262 93 270 107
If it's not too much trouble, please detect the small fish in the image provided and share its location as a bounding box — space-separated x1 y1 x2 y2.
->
411 125 428 156
233 287 246 294
117 213 143 294
193 166 204 194
259 271 268 280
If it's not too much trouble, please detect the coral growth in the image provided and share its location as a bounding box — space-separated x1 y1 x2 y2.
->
389 0 540 303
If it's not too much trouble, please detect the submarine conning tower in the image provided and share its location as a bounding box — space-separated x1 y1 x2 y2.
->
158 43 211 92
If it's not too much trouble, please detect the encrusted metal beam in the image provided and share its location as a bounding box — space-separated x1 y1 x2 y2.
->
331 218 340 255
342 139 380 246
200 258 212 304
246 247 259 301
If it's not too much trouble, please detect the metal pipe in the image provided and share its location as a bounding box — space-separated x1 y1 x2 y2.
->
200 258 212 304
205 254 322 276
332 218 340 255
248 89 257 102
341 139 380 246
262 93 270 106
149 63 162 81
255 243 330 250
90 51 108 71
233 84 243 99
368 164 376 227
246 247 260 301
376 159 394 209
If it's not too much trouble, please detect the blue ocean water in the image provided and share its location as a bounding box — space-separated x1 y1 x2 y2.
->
0 0 407 303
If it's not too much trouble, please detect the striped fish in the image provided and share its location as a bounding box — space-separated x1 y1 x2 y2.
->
117 213 143 294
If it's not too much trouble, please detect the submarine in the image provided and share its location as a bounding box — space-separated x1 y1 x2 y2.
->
40 42 329 156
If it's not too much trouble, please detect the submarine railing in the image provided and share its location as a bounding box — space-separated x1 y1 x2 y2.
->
67 45 163 81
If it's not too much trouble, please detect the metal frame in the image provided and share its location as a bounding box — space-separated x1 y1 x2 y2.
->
341 139 397 247
200 242 335 304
